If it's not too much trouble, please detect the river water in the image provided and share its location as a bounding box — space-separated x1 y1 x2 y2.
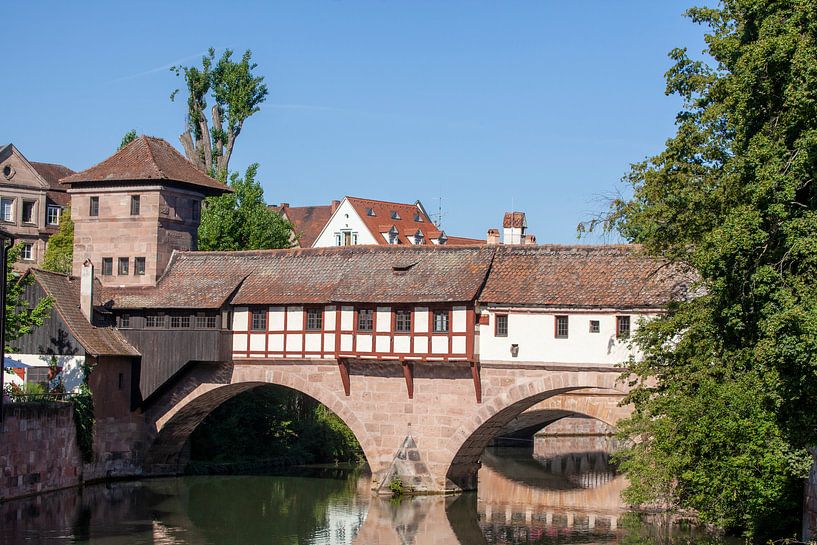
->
0 444 722 545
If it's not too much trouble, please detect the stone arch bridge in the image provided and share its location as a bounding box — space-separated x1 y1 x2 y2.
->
143 359 627 493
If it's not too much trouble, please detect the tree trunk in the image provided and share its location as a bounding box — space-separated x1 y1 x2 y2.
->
179 131 206 172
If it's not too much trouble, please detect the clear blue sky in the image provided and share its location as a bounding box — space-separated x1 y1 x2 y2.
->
4 1 711 243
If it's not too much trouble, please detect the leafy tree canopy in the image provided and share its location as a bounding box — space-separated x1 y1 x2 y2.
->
118 129 137 150
197 163 293 251
171 48 268 180
40 206 74 275
587 1 817 538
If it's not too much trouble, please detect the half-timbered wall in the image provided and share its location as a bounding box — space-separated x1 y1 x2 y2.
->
231 304 474 361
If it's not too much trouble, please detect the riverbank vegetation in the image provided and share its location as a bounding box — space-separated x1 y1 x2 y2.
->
582 1 817 540
188 385 363 467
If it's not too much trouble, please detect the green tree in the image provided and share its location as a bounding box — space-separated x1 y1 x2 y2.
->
40 207 74 274
197 163 293 251
584 2 817 538
171 48 268 180
118 129 137 150
6 245 52 352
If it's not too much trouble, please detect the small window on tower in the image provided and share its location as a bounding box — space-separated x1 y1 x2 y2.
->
101 257 113 276
134 257 146 275
118 257 129 275
130 195 140 216
589 320 600 333
89 196 99 217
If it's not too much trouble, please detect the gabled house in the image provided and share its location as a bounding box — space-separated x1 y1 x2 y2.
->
269 201 338 248
312 196 482 247
0 144 74 269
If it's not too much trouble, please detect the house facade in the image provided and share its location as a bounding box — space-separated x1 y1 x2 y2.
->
0 144 74 269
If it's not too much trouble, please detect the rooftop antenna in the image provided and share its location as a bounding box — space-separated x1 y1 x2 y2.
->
431 195 445 229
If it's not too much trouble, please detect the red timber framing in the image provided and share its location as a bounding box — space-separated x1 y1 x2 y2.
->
231 304 477 362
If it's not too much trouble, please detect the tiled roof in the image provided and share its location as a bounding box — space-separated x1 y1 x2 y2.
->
445 236 485 246
30 162 74 191
275 204 333 248
479 245 686 309
503 212 526 229
60 136 232 195
29 269 140 357
346 197 443 245
104 246 497 307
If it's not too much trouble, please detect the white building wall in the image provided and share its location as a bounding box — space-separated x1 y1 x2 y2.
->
312 198 379 247
4 354 86 392
477 308 649 365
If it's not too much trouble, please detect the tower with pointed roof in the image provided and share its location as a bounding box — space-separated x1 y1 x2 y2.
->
61 136 231 286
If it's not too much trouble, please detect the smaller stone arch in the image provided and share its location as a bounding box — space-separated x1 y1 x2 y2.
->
441 369 626 490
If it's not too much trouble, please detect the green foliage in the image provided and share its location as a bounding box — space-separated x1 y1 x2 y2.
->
72 380 95 463
118 129 137 150
388 477 405 498
586 1 817 538
189 385 363 465
40 207 74 275
197 163 293 251
6 245 52 352
171 48 268 180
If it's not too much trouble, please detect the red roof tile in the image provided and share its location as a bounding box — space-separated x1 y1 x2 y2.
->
346 197 442 245
275 204 333 248
479 245 687 309
445 236 485 245
29 269 140 357
30 161 74 191
60 136 231 195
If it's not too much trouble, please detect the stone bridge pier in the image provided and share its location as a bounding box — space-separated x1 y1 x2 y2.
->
142 360 626 494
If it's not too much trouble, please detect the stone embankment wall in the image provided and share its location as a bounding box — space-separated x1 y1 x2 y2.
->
0 403 82 500
0 402 145 502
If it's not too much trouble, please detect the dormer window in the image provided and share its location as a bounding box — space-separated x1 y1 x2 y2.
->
389 229 399 245
414 213 423 222
390 211 400 220
366 207 375 216
411 230 424 245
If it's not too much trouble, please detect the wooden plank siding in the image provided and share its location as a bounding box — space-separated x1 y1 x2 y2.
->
15 281 85 357
120 328 232 399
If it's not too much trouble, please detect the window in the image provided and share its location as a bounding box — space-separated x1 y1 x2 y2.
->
192 200 200 221
357 308 373 332
196 314 217 329
617 315 631 338
118 257 129 275
134 257 146 275
119 315 130 328
555 315 569 338
366 207 375 216
395 309 412 333
89 196 99 217
20 243 33 261
21 201 35 224
414 213 423 222
1 198 13 222
589 320 600 333
26 367 51 388
433 310 449 333
46 206 60 225
166 196 179 219
306 308 323 331
170 315 190 328
146 315 163 328
390 211 401 220
495 314 508 337
130 195 140 216
118 373 124 390
101 257 113 275
251 309 267 331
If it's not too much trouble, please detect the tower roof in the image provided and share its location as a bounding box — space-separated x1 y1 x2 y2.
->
60 135 232 195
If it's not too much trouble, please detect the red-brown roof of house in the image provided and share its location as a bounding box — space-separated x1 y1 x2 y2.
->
346 197 442 245
503 211 526 229
60 136 231 195
274 204 333 248
479 245 686 309
31 161 74 208
29 269 140 357
445 236 485 246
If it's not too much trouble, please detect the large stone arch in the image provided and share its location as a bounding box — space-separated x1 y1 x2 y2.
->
442 368 626 490
143 362 379 475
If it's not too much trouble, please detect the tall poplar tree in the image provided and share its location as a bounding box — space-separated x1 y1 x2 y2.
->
585 2 817 538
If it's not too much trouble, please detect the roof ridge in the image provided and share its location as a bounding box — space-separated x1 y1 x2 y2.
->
140 135 164 179
346 196 424 208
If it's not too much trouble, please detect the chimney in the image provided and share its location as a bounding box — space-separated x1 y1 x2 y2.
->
80 259 94 323
331 200 341 213
279 202 289 209
523 234 537 245
487 228 500 245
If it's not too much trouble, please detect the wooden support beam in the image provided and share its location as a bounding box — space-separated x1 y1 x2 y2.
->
402 361 414 399
470 361 482 404
338 359 350 396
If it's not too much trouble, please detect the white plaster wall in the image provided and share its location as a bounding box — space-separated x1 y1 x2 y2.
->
340 306 354 331
233 308 248 331
312 198 379 247
4 354 85 392
268 307 285 330
415 308 428 333
357 334 372 352
376 307 391 332
249 334 266 351
305 333 321 352
452 306 466 332
413 336 428 354
287 306 304 330
324 306 336 329
375 335 390 352
233 334 247 352
287 334 303 352
269 334 284 351
341 334 354 351
394 336 410 353
478 309 648 365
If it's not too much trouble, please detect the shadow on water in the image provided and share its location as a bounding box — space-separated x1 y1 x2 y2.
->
0 443 735 545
